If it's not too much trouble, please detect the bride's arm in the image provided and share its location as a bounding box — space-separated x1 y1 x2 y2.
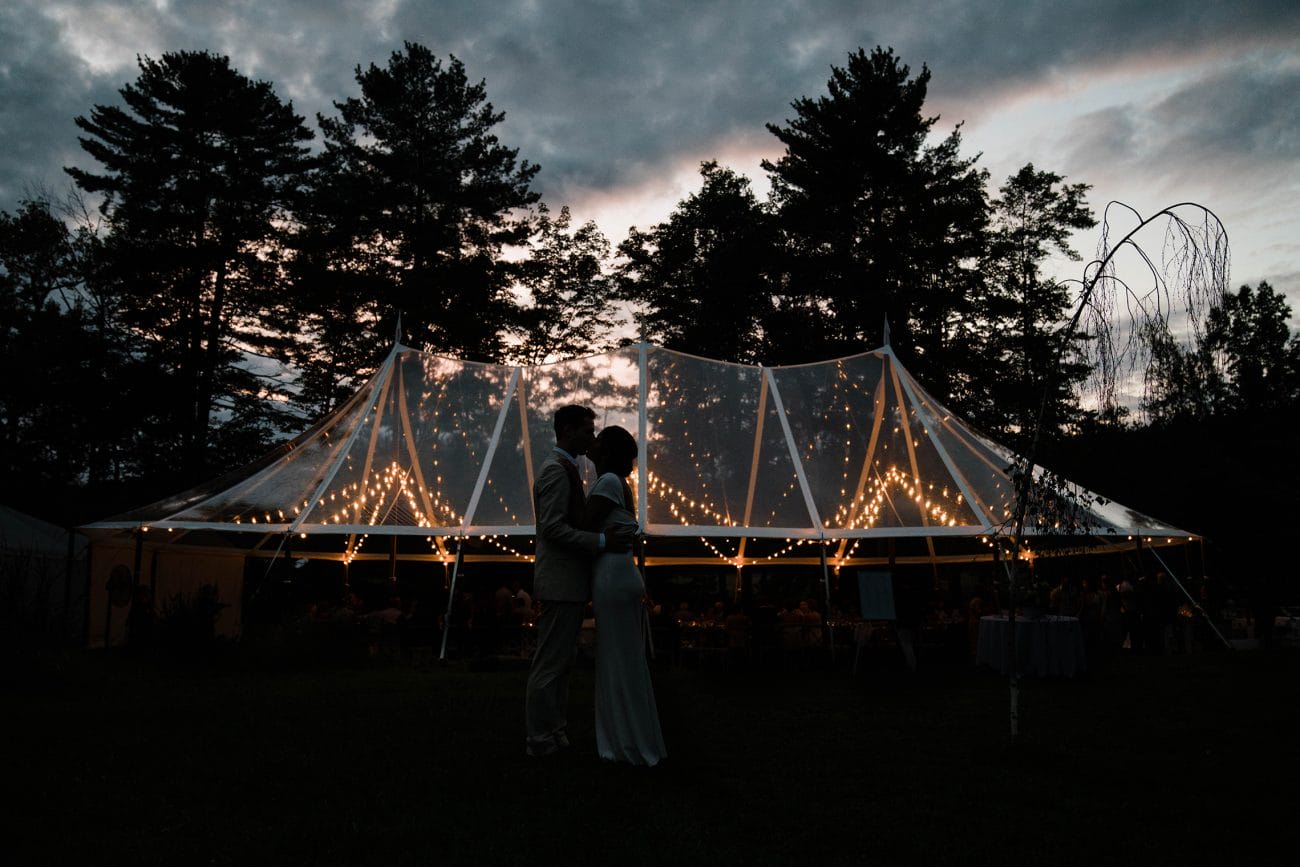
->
581 486 620 532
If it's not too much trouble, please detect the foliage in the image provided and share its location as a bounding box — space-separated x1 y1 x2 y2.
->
0 192 144 509
66 50 315 484
1141 323 1226 423
762 46 988 382
1005 465 1108 538
1202 281 1300 415
295 42 539 413
1143 281 1299 424
616 161 777 364
510 204 623 364
0 198 90 487
970 164 1096 444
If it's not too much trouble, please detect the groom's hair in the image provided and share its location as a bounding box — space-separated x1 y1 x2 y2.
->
553 404 596 436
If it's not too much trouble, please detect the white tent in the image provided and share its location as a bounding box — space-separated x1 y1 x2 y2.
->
83 340 1191 573
2 503 88 641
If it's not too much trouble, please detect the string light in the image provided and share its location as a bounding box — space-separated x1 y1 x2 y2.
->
167 346 1166 569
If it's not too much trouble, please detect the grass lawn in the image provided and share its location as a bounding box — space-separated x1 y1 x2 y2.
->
6 643 1296 866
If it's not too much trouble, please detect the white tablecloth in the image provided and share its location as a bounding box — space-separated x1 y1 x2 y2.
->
976 615 1086 678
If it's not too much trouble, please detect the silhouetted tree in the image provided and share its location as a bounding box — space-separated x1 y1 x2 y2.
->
510 204 623 365
66 50 314 484
616 161 776 364
0 198 88 488
1203 281 1300 415
762 47 987 378
971 164 1097 442
1144 280 1298 424
297 43 539 411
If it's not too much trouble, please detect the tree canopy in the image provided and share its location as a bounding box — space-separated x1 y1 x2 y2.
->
67 50 315 484
762 46 988 381
972 164 1097 441
297 42 540 404
510 204 623 365
616 161 776 364
0 38 1291 563
1144 281 1300 425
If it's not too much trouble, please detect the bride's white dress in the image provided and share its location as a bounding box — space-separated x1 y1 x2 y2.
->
590 472 666 766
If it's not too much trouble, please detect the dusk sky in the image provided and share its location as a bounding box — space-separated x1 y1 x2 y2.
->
3 0 1298 320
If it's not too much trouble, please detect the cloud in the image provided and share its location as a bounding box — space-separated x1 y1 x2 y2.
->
906 0 1300 110
9 0 1298 199
3 0 1297 303
1150 57 1300 168
0 3 124 205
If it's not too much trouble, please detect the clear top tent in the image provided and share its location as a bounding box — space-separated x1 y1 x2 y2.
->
83 342 1192 568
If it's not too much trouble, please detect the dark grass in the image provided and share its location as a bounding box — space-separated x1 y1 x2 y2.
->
6 645 1296 866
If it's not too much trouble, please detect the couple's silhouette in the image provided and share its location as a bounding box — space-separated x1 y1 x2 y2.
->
524 404 665 766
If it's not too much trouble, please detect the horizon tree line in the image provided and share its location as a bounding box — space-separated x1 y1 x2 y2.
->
2 43 1297 525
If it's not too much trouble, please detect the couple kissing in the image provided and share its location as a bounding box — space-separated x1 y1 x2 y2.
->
524 404 666 767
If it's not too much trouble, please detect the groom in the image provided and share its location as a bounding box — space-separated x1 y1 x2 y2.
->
525 404 635 757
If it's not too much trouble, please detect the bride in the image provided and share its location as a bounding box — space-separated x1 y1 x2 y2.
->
583 425 666 766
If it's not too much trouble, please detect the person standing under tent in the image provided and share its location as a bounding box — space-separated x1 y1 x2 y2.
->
584 425 666 766
525 405 635 758
893 573 924 672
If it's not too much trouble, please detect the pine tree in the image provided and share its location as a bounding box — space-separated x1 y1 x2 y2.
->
511 204 623 365
616 161 776 364
66 50 314 483
976 164 1096 441
762 47 987 379
296 43 540 412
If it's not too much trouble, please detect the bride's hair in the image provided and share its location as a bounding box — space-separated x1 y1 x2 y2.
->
595 425 637 476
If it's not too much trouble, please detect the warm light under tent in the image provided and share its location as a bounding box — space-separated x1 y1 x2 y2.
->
83 342 1191 566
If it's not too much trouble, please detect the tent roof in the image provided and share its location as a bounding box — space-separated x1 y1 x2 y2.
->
83 343 1190 564
2 503 87 557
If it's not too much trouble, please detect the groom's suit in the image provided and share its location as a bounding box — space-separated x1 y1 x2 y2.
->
525 450 601 753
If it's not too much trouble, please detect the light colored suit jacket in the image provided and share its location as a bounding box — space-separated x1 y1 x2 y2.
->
533 454 599 602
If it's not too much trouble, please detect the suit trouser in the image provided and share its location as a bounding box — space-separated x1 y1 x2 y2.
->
525 600 584 744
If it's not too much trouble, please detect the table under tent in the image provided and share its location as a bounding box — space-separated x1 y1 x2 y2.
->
80 340 1195 648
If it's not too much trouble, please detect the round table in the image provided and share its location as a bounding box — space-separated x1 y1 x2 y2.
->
976 614 1086 677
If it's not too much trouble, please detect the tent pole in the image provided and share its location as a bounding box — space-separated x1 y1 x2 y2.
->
637 343 649 535
64 528 75 642
132 527 144 595
763 367 823 535
83 540 93 648
638 535 653 660
820 542 834 663
1149 546 1232 652
290 343 399 535
990 541 1004 614
460 366 520 531
736 371 770 566
439 537 466 661
1001 537 1021 740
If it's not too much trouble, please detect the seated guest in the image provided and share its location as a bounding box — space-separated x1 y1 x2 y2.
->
724 605 751 647
779 601 804 648
799 599 823 646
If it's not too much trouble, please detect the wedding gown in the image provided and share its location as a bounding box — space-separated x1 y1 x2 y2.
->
590 472 666 766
